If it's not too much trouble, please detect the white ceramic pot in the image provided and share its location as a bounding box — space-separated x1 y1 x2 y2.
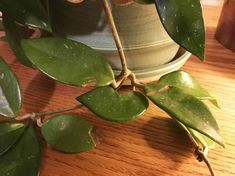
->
51 0 190 82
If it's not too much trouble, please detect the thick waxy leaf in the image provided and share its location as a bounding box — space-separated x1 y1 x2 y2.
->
77 86 149 122
21 37 114 87
146 71 218 107
3 16 33 67
154 0 205 59
188 127 215 149
0 126 41 176
42 114 96 153
144 85 223 147
0 122 26 156
0 0 51 31
0 58 22 118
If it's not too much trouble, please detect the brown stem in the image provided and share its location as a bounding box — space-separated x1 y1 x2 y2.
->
16 104 83 121
102 0 132 88
178 122 215 176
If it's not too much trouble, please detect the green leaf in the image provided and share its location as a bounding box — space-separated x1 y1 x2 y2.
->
0 58 22 118
154 0 205 59
0 122 26 156
146 70 219 107
0 126 41 176
21 37 114 87
144 85 223 147
188 127 215 149
3 16 33 67
42 114 96 153
0 0 51 32
77 86 149 122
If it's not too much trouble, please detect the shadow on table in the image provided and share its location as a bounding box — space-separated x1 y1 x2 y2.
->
139 116 193 168
23 72 56 112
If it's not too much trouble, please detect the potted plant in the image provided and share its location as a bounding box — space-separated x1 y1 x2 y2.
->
0 0 223 176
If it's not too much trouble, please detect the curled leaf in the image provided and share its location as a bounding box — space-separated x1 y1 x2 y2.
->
77 86 149 122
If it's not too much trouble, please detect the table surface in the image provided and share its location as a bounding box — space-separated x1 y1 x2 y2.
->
1 4 235 176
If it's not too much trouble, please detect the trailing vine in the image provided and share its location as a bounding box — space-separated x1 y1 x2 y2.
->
0 0 223 176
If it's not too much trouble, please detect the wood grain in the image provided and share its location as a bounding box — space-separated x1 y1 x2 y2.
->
0 4 235 176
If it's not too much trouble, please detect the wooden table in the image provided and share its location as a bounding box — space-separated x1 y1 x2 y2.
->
1 4 235 176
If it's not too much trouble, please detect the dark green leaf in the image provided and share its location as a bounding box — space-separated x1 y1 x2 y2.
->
154 0 205 59
42 114 96 153
0 126 41 176
0 0 51 31
0 58 22 118
3 16 33 67
0 122 26 156
0 36 8 42
134 0 155 4
77 86 149 122
146 70 218 107
144 85 223 147
21 37 114 87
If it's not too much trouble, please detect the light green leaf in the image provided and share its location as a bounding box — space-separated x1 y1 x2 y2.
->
154 0 205 59
77 86 149 122
42 114 96 153
3 16 33 67
0 122 26 156
188 127 216 149
0 0 51 31
0 58 22 118
21 37 114 87
144 85 223 147
0 126 41 176
146 70 219 107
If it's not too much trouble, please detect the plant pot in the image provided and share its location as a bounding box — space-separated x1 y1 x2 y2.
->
52 1 191 82
215 0 235 52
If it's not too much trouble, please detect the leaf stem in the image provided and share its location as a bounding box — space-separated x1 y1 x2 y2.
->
102 0 136 88
102 0 128 73
178 122 215 176
16 104 83 121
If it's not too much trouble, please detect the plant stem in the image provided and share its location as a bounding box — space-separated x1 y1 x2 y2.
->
102 0 128 72
178 122 215 176
16 104 83 121
102 0 133 88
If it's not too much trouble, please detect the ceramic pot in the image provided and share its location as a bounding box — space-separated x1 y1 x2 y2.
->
50 0 190 82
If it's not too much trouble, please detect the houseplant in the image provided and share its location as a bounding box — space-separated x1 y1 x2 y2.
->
0 0 224 176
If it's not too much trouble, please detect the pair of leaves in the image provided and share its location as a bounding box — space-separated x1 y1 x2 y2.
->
0 122 41 176
0 58 21 118
144 71 223 148
0 0 51 32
